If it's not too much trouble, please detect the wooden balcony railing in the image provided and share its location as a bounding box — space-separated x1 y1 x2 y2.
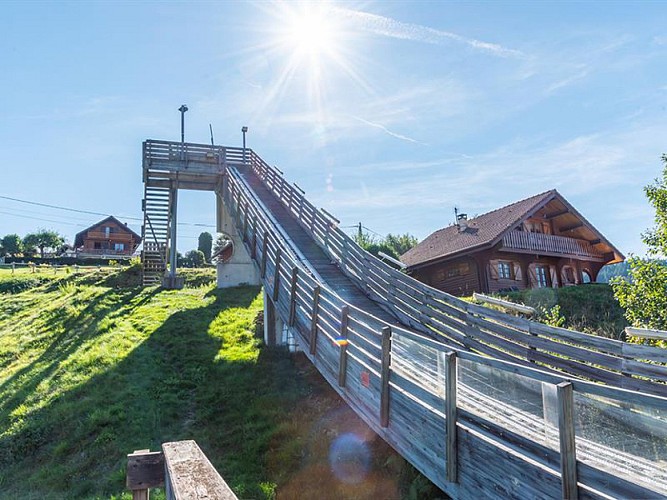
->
501 231 603 259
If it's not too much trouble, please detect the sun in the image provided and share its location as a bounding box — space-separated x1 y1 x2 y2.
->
284 4 337 58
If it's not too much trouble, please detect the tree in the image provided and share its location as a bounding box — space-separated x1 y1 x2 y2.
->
23 230 65 259
612 155 667 332
198 232 213 262
0 234 23 255
1 234 23 256
384 233 419 257
184 249 206 268
353 226 418 263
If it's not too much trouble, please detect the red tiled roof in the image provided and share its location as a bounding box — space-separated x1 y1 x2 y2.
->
401 190 557 268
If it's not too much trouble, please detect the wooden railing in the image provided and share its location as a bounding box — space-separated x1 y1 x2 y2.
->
143 140 246 171
246 151 667 397
127 440 237 499
502 230 604 259
220 158 667 499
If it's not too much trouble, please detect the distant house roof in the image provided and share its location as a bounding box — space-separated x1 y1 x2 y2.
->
74 216 142 248
401 189 624 270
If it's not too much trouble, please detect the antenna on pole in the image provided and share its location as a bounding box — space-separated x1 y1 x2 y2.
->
454 206 459 226
209 124 215 146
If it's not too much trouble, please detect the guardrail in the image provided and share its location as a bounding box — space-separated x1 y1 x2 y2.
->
221 161 667 499
626 326 667 341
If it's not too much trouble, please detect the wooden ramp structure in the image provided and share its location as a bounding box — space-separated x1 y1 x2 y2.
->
141 139 667 499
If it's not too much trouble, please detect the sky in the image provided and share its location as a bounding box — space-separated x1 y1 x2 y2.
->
1 1 666 257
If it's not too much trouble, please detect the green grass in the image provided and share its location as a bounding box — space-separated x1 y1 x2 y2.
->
0 268 437 499
0 270 299 498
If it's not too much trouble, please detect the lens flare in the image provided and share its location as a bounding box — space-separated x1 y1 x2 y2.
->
328 432 371 484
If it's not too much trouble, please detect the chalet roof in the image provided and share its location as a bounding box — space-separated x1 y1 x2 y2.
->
400 189 624 269
74 216 142 248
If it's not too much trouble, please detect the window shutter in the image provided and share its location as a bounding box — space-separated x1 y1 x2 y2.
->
489 260 499 280
513 262 522 282
550 266 558 288
527 264 537 287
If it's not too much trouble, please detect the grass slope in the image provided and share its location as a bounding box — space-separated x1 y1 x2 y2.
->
0 269 440 499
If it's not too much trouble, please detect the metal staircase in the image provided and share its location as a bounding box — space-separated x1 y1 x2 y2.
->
141 184 171 285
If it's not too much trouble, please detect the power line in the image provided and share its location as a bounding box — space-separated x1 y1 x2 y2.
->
0 194 216 229
0 210 89 227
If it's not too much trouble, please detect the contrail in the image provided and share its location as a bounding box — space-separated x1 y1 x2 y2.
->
334 7 524 58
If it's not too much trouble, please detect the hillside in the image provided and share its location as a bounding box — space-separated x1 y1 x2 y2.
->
0 268 437 499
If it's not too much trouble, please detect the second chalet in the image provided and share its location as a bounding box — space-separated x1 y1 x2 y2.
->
401 190 624 297
74 216 141 259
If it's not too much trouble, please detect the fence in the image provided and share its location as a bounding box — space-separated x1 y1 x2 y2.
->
0 262 117 275
220 161 667 499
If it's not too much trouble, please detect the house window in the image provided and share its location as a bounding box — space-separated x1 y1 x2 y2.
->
535 265 549 288
498 261 513 279
114 243 125 251
105 227 110 238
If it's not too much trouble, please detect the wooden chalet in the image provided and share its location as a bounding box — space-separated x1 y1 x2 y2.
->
74 216 141 258
401 190 624 296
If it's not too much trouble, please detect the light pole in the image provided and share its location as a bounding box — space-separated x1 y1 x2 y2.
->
179 104 188 144
242 126 248 164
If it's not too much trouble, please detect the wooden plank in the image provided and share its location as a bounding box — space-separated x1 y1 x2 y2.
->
310 286 320 355
338 305 350 387
127 450 165 491
557 382 578 500
272 248 282 302
261 233 268 278
473 292 536 315
445 352 458 484
162 440 237 500
288 267 298 327
381 326 392 427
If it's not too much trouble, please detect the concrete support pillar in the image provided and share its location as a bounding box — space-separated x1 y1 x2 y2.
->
162 187 184 289
215 192 261 288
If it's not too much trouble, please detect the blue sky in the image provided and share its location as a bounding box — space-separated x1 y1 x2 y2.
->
1 1 666 256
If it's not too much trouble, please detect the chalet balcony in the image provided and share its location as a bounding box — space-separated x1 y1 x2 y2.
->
500 231 604 260
76 249 134 258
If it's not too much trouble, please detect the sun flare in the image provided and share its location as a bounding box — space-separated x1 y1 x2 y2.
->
284 4 337 58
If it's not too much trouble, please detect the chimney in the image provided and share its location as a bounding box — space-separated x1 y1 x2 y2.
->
457 213 468 232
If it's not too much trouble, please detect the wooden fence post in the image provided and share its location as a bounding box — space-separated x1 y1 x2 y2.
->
288 267 298 327
127 449 165 500
273 249 282 302
444 352 458 484
310 286 320 355
251 217 257 260
12 262 15 274
557 381 578 500
338 305 349 387
380 326 392 427
261 233 268 279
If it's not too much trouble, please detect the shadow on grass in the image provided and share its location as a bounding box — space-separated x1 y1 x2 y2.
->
0 285 306 499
